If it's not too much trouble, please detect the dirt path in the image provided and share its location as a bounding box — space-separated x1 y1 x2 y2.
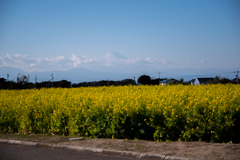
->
1 134 239 160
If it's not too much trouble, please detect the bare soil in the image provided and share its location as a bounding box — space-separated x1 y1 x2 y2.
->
1 134 240 160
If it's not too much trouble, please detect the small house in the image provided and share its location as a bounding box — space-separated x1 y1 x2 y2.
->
194 78 214 85
189 79 195 85
160 79 178 85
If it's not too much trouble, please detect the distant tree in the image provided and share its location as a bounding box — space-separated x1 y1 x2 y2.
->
120 79 135 86
179 78 184 84
169 80 179 85
0 78 7 89
17 73 28 84
56 80 71 88
212 75 221 84
220 77 232 84
211 75 232 84
0 78 5 83
137 75 151 85
232 78 240 84
178 78 190 85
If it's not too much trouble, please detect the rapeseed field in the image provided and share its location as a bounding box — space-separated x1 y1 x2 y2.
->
1 84 239 142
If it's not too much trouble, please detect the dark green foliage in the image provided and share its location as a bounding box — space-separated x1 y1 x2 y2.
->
137 75 151 85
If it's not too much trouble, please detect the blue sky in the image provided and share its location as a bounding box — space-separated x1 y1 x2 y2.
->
0 0 240 73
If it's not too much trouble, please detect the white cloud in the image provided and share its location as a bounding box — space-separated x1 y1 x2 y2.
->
30 63 37 67
145 57 168 65
44 56 66 63
70 54 82 66
0 53 171 72
0 54 37 69
70 54 98 67
124 58 143 64
6 53 12 59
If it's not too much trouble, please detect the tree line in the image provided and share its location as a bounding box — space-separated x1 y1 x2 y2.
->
0 74 238 90
0 73 135 89
137 75 239 85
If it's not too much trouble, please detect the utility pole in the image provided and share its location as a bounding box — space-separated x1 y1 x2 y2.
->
235 71 239 84
157 72 161 85
7 74 9 81
27 74 29 83
134 76 135 85
51 73 54 87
